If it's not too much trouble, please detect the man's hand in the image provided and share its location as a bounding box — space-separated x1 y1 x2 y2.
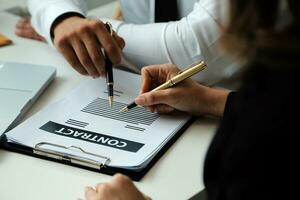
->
135 64 229 117
84 174 151 200
53 16 125 78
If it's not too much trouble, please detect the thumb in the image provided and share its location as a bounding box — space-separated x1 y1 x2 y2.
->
135 89 173 107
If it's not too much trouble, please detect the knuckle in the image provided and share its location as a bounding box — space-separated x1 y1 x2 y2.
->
106 44 117 55
55 36 68 49
116 36 125 48
90 20 103 30
77 25 90 35
114 174 130 186
141 67 147 75
95 183 102 190
96 183 110 193
65 31 77 40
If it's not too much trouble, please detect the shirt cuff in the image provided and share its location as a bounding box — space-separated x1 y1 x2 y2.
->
29 1 86 46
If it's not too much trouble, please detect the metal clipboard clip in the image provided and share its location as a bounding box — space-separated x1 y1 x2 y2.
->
33 142 111 170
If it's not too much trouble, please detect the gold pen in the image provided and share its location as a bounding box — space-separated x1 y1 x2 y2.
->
120 60 207 112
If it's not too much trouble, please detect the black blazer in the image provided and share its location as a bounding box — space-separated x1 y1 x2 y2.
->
203 60 299 199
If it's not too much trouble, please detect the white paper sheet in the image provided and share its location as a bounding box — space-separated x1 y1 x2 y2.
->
6 69 191 170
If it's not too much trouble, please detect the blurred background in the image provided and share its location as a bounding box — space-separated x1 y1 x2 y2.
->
0 0 115 17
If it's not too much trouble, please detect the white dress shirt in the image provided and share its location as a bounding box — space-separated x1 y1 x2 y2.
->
28 0 239 86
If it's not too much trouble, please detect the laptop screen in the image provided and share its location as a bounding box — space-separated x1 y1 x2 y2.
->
0 62 56 134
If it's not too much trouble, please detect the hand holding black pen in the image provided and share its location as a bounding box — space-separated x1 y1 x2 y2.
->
104 22 114 107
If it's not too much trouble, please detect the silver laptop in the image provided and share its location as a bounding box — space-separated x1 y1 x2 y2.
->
0 62 56 134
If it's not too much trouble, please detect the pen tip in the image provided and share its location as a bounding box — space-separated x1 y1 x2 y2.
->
108 96 113 107
119 107 129 113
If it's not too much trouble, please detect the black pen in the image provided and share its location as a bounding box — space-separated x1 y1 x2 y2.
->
120 61 207 113
104 22 114 107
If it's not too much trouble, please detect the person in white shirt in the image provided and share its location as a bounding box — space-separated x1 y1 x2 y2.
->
26 0 237 86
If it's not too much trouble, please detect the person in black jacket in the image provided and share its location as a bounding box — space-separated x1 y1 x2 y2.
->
83 0 300 199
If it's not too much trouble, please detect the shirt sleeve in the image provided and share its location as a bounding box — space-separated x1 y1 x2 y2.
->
28 0 237 85
105 1 236 85
28 0 87 45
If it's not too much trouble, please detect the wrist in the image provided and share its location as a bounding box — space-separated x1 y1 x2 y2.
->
51 12 84 40
199 86 230 117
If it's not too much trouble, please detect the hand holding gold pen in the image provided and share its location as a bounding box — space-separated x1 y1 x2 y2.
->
120 61 207 112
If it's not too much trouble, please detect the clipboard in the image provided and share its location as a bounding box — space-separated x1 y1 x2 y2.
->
0 118 194 181
1 69 195 181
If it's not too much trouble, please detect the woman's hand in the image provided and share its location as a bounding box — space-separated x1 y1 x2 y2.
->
135 64 229 117
84 174 151 200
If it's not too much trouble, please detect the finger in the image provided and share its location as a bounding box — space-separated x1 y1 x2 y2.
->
71 38 99 77
112 31 125 49
58 43 88 75
93 21 121 64
95 183 104 192
15 19 46 42
16 18 29 26
148 106 156 113
16 28 37 39
16 21 26 28
18 17 28 23
112 173 131 185
84 187 98 200
140 67 154 94
95 183 112 197
140 66 163 94
144 104 174 114
155 104 175 114
81 31 106 76
135 89 174 107
144 106 152 112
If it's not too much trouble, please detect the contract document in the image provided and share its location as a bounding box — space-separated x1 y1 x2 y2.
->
4 69 192 177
